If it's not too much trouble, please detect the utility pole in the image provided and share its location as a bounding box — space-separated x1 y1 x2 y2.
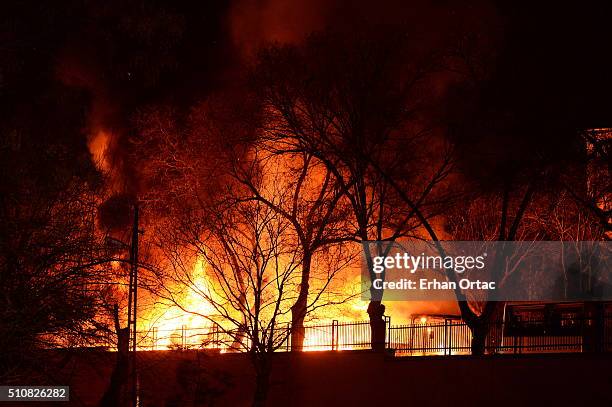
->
99 203 141 407
126 204 139 407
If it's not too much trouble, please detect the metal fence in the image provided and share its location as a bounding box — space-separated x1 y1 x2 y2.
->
389 320 472 355
133 314 612 355
388 319 590 355
302 320 377 351
135 325 241 351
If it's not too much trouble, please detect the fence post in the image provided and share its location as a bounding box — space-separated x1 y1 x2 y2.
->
448 321 453 356
385 316 391 350
443 319 448 356
211 324 217 348
331 320 338 351
152 327 157 351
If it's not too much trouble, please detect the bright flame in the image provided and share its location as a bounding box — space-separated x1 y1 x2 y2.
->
88 129 111 172
140 257 218 350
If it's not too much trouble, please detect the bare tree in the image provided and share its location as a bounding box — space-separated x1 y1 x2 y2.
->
388 29 593 354
152 183 351 406
0 172 118 382
130 102 361 402
534 190 609 352
441 178 609 355
232 146 354 351
563 129 611 238
252 27 454 348
131 91 357 355
443 185 537 354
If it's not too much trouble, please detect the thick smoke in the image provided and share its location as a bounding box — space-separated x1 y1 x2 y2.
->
54 0 493 215
53 1 234 230
228 0 330 55
228 0 495 57
54 1 498 320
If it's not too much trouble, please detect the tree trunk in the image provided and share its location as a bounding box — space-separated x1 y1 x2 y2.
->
252 358 271 407
100 305 130 407
583 302 605 352
470 322 488 356
367 301 386 351
464 301 500 356
290 254 311 351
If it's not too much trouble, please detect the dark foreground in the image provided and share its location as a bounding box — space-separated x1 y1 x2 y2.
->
22 350 612 407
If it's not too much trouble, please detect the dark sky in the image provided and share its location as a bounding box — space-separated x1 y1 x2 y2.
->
2 0 612 198
494 1 612 129
5 0 612 119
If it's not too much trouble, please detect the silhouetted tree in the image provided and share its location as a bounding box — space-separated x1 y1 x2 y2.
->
154 185 351 407
379 22 594 354
0 85 116 381
563 129 611 238
233 148 354 351
252 27 454 348
135 101 354 404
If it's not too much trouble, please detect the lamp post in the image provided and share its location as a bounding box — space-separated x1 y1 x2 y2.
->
103 203 141 407
128 204 139 407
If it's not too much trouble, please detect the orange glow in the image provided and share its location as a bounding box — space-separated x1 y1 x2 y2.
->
138 257 222 350
88 129 111 172
129 144 449 352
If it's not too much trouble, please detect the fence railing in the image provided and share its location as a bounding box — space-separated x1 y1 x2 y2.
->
388 319 595 355
132 314 612 355
389 320 472 355
302 320 377 351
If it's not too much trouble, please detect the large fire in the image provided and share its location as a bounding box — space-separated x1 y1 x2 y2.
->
93 120 461 354
134 257 366 351
131 256 451 352
138 258 218 350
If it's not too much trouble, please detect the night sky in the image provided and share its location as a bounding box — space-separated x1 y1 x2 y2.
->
3 0 612 217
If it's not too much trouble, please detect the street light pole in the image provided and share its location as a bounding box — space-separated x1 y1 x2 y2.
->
130 204 139 354
99 204 142 407
127 204 140 407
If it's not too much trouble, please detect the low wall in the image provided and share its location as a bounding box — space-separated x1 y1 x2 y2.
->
42 350 612 406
